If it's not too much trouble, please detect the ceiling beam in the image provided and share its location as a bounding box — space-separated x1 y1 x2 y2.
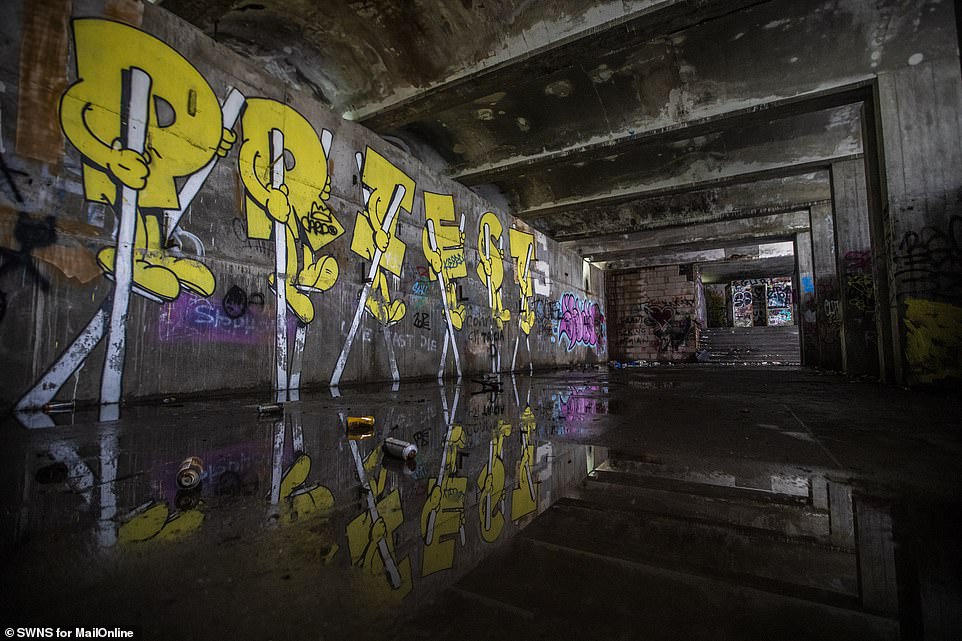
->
453 81 873 184
517 156 860 221
570 209 810 259
356 0 770 131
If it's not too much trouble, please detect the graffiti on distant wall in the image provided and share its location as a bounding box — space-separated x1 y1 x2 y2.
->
843 249 875 334
730 278 794 327
639 301 692 351
557 293 606 352
732 284 753 327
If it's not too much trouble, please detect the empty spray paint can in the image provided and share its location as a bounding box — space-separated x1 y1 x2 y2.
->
257 403 283 414
176 456 204 490
383 437 417 461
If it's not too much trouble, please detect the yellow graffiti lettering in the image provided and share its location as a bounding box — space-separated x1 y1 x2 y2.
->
509 227 536 336
60 18 231 301
238 98 342 324
422 192 466 331
60 19 225 209
351 147 415 326
477 212 510 330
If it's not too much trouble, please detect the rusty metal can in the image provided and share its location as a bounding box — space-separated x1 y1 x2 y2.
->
176 456 204 490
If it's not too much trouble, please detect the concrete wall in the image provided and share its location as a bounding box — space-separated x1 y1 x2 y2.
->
607 265 698 363
0 0 606 410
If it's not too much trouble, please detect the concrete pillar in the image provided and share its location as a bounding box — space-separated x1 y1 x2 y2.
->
831 159 879 377
794 231 819 366
810 202 844 371
876 58 962 385
860 98 899 384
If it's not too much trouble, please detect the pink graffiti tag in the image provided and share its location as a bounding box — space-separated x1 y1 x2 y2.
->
557 293 606 352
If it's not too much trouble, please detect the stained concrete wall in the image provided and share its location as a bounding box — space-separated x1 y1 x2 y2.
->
0 0 606 410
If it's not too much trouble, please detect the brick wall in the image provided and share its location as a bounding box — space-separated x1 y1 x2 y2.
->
607 265 699 362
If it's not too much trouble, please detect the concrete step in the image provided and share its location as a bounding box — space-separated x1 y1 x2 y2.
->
429 521 898 641
600 454 813 500
700 326 801 364
580 468 831 540
525 497 858 599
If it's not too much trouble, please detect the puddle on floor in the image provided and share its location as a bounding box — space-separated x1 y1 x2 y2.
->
3 369 960 640
1 375 612 639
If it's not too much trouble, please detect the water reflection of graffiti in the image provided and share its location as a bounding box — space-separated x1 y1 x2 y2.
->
557 293 605 352
894 216 962 296
553 386 609 422
511 407 539 522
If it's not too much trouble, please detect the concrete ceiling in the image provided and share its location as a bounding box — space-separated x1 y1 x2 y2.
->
160 0 954 279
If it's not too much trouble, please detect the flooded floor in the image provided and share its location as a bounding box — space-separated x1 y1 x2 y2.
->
2 367 961 640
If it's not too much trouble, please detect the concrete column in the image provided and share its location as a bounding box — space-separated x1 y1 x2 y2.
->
831 159 879 377
794 231 819 366
877 58 962 385
810 202 844 371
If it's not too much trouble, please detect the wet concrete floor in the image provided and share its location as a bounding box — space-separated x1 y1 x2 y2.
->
2 366 960 640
